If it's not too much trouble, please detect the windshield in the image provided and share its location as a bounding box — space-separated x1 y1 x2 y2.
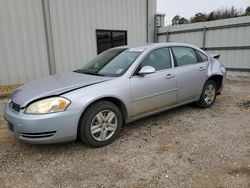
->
74 48 141 77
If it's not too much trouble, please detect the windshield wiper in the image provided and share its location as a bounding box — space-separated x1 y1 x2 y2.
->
84 72 104 76
74 70 105 76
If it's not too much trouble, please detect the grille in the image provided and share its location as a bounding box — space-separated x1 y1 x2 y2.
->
21 131 56 139
10 102 21 112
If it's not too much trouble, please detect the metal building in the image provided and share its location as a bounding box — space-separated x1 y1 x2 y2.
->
0 0 156 85
157 16 250 76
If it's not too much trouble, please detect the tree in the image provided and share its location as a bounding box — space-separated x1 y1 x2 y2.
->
245 6 250 16
172 15 189 25
170 6 248 25
190 13 207 23
207 12 215 21
172 15 180 25
178 17 188 24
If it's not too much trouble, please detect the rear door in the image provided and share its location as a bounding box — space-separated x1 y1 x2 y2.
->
130 48 177 117
170 47 208 103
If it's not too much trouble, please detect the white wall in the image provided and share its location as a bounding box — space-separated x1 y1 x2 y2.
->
0 0 50 85
49 0 155 73
0 0 156 85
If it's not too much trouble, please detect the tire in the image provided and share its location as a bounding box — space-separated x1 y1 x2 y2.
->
78 100 123 147
197 79 217 108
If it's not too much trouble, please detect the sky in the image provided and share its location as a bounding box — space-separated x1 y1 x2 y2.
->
157 0 250 25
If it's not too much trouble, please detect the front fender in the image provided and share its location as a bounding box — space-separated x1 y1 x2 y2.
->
62 76 132 124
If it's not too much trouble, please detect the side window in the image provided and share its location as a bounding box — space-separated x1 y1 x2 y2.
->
196 50 208 62
140 48 172 71
171 47 198 66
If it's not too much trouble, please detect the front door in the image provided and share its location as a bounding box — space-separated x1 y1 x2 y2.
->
130 48 178 117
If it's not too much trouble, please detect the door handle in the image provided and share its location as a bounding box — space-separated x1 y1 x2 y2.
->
199 67 206 71
166 73 174 79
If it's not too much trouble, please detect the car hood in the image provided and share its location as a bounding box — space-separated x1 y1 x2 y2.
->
11 72 112 106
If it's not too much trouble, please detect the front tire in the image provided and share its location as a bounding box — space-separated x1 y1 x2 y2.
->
78 101 123 147
197 80 217 108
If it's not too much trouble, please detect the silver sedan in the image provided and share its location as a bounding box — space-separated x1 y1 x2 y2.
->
4 43 226 147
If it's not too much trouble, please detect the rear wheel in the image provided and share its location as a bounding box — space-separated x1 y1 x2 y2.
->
78 101 122 147
197 80 217 108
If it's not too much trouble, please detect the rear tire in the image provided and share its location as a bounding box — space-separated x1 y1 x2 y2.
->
197 80 217 108
78 101 122 147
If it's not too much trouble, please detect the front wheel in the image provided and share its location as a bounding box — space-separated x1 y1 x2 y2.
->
78 101 122 147
197 80 217 108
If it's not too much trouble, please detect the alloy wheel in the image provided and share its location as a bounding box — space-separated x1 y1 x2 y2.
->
204 84 216 105
90 110 118 141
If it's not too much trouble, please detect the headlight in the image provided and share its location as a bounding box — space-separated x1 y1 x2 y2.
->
25 97 70 114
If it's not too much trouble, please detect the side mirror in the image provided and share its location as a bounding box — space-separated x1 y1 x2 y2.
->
138 66 156 75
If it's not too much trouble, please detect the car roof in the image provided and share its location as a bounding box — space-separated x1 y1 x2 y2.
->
114 42 202 51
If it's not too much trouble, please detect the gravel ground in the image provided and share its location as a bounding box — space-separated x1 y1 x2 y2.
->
0 77 250 188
